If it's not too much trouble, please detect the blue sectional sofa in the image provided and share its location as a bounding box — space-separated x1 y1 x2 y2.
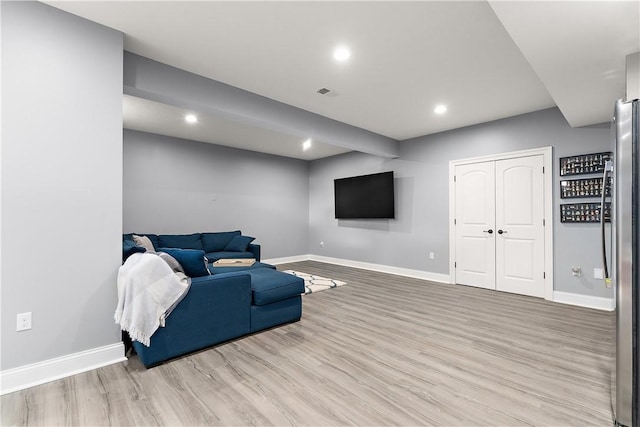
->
121 232 304 367
123 230 260 262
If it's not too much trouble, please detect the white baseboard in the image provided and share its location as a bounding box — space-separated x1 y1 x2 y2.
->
1 343 126 395
266 253 450 283
269 254 614 311
263 254 311 265
553 291 615 311
307 254 451 284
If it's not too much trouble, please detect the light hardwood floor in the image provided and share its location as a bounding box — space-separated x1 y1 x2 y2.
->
1 261 615 426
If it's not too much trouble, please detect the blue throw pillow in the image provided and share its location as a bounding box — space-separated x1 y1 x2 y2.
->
224 235 255 252
157 247 209 277
123 240 145 262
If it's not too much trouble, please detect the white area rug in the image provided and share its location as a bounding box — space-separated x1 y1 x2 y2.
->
283 270 347 295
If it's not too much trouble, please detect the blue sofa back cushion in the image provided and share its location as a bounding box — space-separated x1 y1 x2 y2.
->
123 240 145 262
157 247 209 277
158 233 203 250
201 231 241 252
224 235 255 252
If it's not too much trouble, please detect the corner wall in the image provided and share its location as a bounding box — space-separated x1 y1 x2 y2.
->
1 1 124 384
309 107 613 300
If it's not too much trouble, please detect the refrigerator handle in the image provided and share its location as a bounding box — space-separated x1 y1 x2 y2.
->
601 160 613 287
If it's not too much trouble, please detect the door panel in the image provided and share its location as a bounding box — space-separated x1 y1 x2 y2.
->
495 156 545 297
502 238 535 280
455 161 495 289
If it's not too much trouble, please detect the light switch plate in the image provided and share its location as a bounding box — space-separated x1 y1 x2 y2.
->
594 268 604 280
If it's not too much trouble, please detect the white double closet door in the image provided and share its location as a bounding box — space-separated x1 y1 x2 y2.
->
454 155 545 298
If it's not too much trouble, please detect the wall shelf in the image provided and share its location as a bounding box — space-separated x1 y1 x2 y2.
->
560 202 611 223
559 152 612 177
560 176 611 199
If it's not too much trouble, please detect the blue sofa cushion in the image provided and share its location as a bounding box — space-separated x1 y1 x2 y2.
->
157 247 209 277
224 235 255 252
206 251 254 262
147 234 160 249
158 233 203 250
201 231 241 253
246 269 305 306
208 261 275 275
122 240 145 262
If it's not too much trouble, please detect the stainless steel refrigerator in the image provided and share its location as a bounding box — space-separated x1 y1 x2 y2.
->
603 98 639 427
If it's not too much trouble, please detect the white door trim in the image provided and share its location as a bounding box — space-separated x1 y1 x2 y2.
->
449 146 554 301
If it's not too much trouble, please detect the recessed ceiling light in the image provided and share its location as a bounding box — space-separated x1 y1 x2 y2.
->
434 105 447 114
185 114 198 123
333 46 351 62
302 138 312 151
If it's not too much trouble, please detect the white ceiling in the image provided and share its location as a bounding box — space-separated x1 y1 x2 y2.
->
489 0 640 128
123 95 351 160
46 1 639 160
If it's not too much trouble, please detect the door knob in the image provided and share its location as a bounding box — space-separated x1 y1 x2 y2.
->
483 229 494 234
498 229 507 234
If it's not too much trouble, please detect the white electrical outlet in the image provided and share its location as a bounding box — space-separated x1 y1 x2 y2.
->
429 252 435 260
320 241 324 247
594 268 604 279
16 312 32 332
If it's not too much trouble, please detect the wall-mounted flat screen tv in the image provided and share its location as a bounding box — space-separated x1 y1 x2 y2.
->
334 171 395 219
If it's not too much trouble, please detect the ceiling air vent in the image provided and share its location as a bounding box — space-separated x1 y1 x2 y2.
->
316 87 339 97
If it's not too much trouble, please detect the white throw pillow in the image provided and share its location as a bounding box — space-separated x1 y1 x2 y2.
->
133 235 155 252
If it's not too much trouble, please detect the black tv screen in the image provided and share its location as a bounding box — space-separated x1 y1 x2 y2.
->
334 171 395 219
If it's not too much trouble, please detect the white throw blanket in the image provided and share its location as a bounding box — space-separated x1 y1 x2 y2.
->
114 252 191 346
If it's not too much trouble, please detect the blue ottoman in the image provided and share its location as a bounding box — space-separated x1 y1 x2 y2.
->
246 268 303 305
245 268 304 333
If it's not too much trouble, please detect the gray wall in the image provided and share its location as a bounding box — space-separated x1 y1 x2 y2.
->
309 107 613 298
123 130 309 259
1 2 123 369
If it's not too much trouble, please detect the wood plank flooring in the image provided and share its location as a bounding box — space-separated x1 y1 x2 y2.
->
1 261 615 426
